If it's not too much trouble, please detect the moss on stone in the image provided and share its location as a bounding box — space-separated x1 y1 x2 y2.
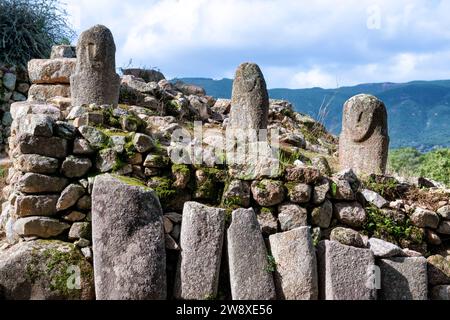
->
172 164 190 176
113 174 149 189
150 176 177 203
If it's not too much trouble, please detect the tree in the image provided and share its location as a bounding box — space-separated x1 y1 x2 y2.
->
0 0 75 68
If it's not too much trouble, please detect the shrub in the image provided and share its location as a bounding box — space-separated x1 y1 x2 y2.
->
0 0 75 67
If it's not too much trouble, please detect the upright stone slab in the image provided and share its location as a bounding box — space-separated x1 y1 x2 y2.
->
91 174 166 300
269 227 318 300
339 94 389 175
175 202 225 300
378 257 428 300
70 25 120 107
317 240 377 300
227 208 276 300
229 62 269 130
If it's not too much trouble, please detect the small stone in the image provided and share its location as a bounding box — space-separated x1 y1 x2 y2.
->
278 203 307 231
368 237 404 258
430 285 450 300
171 224 181 241
330 227 365 248
311 200 333 229
437 205 450 220
73 138 94 155
3 73 16 90
95 148 118 173
330 178 355 200
163 216 173 234
287 183 312 204
56 184 85 211
165 234 180 251
133 133 154 153
165 212 182 224
61 155 92 178
402 248 423 257
18 114 54 137
68 222 91 240
427 229 442 245
81 247 93 261
50 45 76 58
257 208 278 237
285 165 321 184
63 211 86 222
78 126 111 150
74 238 91 248
18 134 68 159
15 195 59 217
76 195 92 211
313 178 330 205
251 180 285 207
54 121 76 139
333 202 367 228
14 217 70 238
111 135 126 153
17 173 68 193
411 208 440 229
143 154 169 168
361 189 388 208
427 255 450 285
437 221 450 235
16 154 59 174
222 179 251 207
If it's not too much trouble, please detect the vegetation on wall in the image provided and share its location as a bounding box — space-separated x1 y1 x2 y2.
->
0 0 75 67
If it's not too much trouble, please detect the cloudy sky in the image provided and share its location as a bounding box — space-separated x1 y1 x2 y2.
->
65 0 450 89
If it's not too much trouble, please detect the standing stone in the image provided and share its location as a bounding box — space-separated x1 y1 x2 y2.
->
229 63 269 130
227 208 276 300
339 94 389 175
70 25 120 107
91 174 166 300
317 240 376 300
269 227 318 300
175 202 225 300
378 257 428 300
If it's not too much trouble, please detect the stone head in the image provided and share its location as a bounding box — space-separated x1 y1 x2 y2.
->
233 63 267 94
76 25 116 71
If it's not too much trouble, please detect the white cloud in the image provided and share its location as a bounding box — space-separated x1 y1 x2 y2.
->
65 0 450 88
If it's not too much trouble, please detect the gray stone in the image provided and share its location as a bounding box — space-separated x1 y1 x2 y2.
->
28 58 76 84
330 178 355 200
411 207 439 229
15 154 59 174
317 240 376 300
95 148 118 173
378 257 428 300
68 222 91 240
368 238 404 258
17 173 69 194
251 180 285 207
71 25 120 106
57 184 85 211
311 156 331 176
143 154 169 168
73 138 94 155
3 73 17 90
427 255 450 285
437 221 450 235
175 202 225 300
15 195 59 217
63 211 86 222
278 203 307 231
269 227 318 300
287 183 312 204
78 126 111 150
165 212 182 224
0 240 94 299
437 205 450 220
91 174 166 299
61 156 92 178
285 165 321 184
76 195 92 211
311 200 333 229
132 133 154 153
333 202 367 228
14 217 70 238
165 234 180 251
361 189 388 208
330 227 365 248
313 178 330 205
18 134 68 158
18 114 54 137
50 45 76 58
257 208 278 237
430 285 450 300
222 179 251 207
339 94 389 175
55 121 77 139
27 84 71 101
229 63 269 130
227 208 276 300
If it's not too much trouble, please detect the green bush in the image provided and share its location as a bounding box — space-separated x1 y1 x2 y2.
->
0 0 75 67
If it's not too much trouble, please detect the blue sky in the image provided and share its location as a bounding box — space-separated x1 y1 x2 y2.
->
66 0 450 89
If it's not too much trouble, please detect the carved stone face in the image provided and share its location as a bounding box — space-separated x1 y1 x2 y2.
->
343 94 385 143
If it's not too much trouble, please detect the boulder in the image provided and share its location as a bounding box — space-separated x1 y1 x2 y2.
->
17 114 54 137
15 154 59 174
312 178 330 204
17 173 69 194
257 208 278 237
411 208 440 229
251 180 285 207
68 222 91 240
330 178 355 200
28 58 76 84
378 257 428 300
95 148 118 173
287 183 312 204
15 195 59 217
18 134 68 159
175 202 225 300
227 208 276 300
333 202 367 228
132 133 154 153
27 84 71 101
269 227 318 300
14 217 70 238
78 126 111 150
61 156 92 178
437 205 450 220
0 240 94 299
361 189 388 208
91 174 166 299
285 165 321 184
222 179 251 208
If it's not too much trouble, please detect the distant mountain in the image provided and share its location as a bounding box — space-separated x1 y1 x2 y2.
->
174 77 450 151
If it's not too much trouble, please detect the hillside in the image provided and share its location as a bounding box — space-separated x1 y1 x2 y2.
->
174 78 450 151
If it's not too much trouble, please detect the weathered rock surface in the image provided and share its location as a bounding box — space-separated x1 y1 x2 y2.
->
251 180 285 207
57 184 85 211
311 199 333 228
14 217 70 238
368 238 404 258
227 208 276 300
330 227 365 248
17 173 68 194
378 257 428 300
61 156 92 178
285 165 321 184
411 208 440 229
333 202 367 228
91 174 166 299
175 202 225 300
430 285 450 300
361 189 388 208
28 58 76 84
287 183 312 204
15 154 59 174
427 255 450 285
15 195 59 217
27 84 71 101
278 203 307 231
269 227 318 300
18 134 68 158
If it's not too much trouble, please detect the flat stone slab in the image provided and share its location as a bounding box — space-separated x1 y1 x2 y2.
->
92 174 166 300
378 257 428 300
28 58 76 84
175 202 225 300
269 227 318 300
317 240 376 300
227 208 276 300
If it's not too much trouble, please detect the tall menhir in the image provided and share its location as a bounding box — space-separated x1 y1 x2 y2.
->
70 25 120 107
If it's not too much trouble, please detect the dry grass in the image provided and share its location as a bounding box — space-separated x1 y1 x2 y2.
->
404 187 450 212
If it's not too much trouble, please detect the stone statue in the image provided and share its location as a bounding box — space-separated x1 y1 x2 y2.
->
229 63 269 130
339 94 389 175
70 25 120 106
